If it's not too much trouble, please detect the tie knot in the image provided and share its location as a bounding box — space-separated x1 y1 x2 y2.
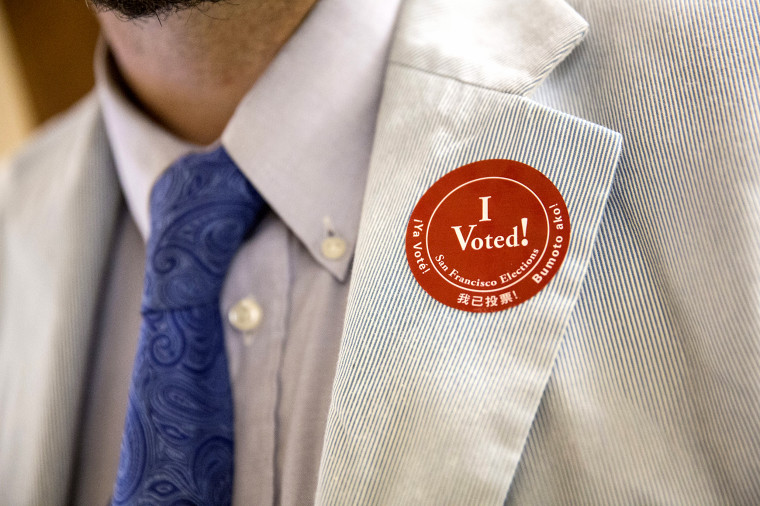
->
142 147 266 310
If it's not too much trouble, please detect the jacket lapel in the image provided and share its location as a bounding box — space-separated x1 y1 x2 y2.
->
317 0 622 503
0 96 121 505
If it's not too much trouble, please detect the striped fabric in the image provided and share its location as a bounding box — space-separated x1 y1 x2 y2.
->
510 1 760 504
317 66 622 504
0 98 122 505
318 0 760 504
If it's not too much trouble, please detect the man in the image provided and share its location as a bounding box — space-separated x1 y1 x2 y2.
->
1 0 759 504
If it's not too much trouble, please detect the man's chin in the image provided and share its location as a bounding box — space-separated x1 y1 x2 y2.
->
89 0 223 19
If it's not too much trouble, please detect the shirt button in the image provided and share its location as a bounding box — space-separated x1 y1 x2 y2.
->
227 297 263 332
321 236 347 260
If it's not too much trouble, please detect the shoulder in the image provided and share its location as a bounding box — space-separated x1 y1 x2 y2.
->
0 92 108 214
1 92 103 182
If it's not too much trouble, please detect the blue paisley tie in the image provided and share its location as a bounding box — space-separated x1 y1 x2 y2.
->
112 147 266 505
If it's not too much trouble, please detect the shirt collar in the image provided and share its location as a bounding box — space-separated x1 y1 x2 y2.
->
96 0 401 281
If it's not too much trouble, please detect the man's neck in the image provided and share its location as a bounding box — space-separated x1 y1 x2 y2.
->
97 0 319 145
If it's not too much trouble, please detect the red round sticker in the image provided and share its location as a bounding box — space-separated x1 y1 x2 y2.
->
405 159 570 312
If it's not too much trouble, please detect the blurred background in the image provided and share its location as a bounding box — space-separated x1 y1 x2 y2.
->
0 0 98 158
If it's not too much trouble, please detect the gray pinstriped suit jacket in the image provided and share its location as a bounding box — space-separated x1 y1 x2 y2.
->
2 0 759 504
